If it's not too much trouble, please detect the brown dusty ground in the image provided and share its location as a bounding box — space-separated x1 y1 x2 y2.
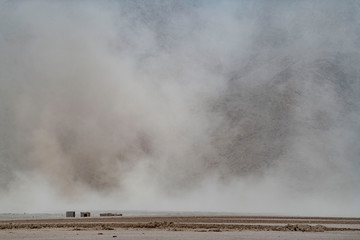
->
0 216 359 240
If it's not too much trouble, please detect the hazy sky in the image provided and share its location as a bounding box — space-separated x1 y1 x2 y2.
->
0 0 359 216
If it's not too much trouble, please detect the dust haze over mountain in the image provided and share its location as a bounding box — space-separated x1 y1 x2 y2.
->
0 0 359 216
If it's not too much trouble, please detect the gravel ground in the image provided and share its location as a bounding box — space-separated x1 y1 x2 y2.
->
0 229 359 240
0 216 359 239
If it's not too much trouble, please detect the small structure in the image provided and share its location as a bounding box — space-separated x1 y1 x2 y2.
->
66 211 75 217
80 212 91 217
100 213 123 217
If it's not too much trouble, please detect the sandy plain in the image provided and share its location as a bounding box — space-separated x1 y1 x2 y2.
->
0 216 359 240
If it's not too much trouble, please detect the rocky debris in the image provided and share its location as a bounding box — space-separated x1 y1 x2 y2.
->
276 224 326 232
0 217 359 232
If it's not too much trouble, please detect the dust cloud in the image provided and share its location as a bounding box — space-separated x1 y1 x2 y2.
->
0 0 359 216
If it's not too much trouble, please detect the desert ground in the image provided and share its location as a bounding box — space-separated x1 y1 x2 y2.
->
0 215 359 240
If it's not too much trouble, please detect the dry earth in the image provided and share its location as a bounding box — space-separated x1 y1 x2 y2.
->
0 216 359 240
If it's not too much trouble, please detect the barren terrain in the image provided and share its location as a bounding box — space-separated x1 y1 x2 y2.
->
0 216 359 240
